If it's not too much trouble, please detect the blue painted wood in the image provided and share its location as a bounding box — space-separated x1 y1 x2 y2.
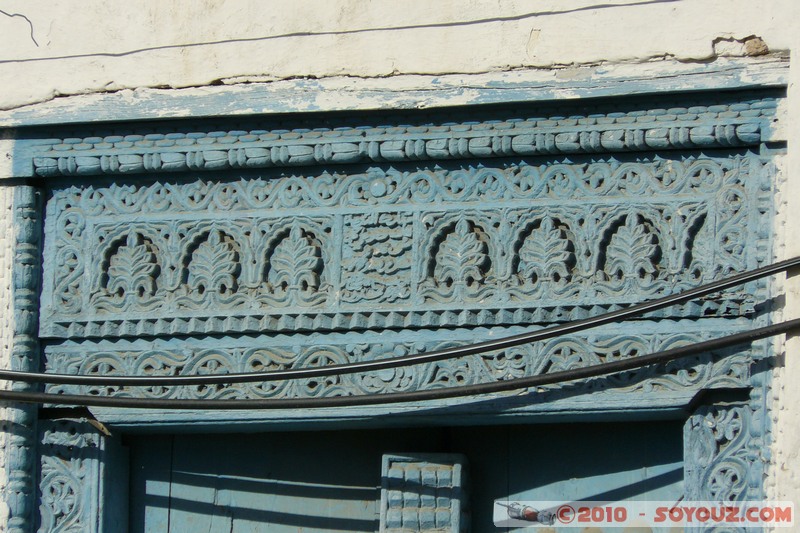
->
126 422 681 532
38 150 773 339
0 58 788 129
44 321 762 422
6 186 43 533
380 453 468 533
36 420 128 533
14 93 780 181
128 436 171 532
11 87 781 532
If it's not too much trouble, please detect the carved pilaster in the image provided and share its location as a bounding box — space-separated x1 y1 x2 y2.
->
684 397 773 533
6 186 43 533
36 419 128 533
36 421 100 533
685 404 753 503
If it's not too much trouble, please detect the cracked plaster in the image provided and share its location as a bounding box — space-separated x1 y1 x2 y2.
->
0 1 799 529
0 0 797 110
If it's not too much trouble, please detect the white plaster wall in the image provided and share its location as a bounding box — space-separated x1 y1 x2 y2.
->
0 0 797 110
769 41 800 515
0 0 798 524
0 185 13 528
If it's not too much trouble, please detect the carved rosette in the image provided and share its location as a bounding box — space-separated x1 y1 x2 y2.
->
517 216 576 290
599 213 662 285
429 218 493 301
106 233 159 298
265 224 326 306
187 230 240 296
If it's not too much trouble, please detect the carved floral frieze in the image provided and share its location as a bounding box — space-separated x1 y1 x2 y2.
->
44 327 759 400
40 153 771 338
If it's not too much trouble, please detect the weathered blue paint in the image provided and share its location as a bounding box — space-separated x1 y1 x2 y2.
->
5 86 786 180
0 58 788 129
37 151 773 340
7 186 43 533
381 453 468 532
45 320 764 428
126 421 683 532
1 85 784 531
36 419 128 533
15 93 781 181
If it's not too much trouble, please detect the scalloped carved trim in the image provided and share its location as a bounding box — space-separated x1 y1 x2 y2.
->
44 328 757 400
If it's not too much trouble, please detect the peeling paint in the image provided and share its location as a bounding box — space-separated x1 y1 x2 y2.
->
0 58 789 128
0 0 795 111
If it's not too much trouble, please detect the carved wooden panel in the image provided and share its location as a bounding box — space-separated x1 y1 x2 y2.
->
43 326 761 401
40 152 772 339
33 91 780 407
23 89 783 533
380 454 468 533
35 420 128 533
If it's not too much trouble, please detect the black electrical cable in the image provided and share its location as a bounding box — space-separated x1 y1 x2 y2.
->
1 318 797 409
4 255 799 387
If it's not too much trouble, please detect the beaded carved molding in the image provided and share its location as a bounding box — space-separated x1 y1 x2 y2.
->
29 95 777 178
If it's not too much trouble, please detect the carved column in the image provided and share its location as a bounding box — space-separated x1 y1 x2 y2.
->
6 186 43 533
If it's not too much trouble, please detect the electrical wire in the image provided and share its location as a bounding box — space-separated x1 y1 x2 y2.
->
5 255 799 387
2 318 797 409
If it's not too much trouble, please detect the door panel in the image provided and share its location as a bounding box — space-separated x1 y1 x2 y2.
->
128 421 682 532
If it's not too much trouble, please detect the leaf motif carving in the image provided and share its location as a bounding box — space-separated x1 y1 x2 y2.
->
187 231 240 294
604 215 660 280
106 233 159 298
518 217 575 284
434 219 489 287
269 225 322 292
